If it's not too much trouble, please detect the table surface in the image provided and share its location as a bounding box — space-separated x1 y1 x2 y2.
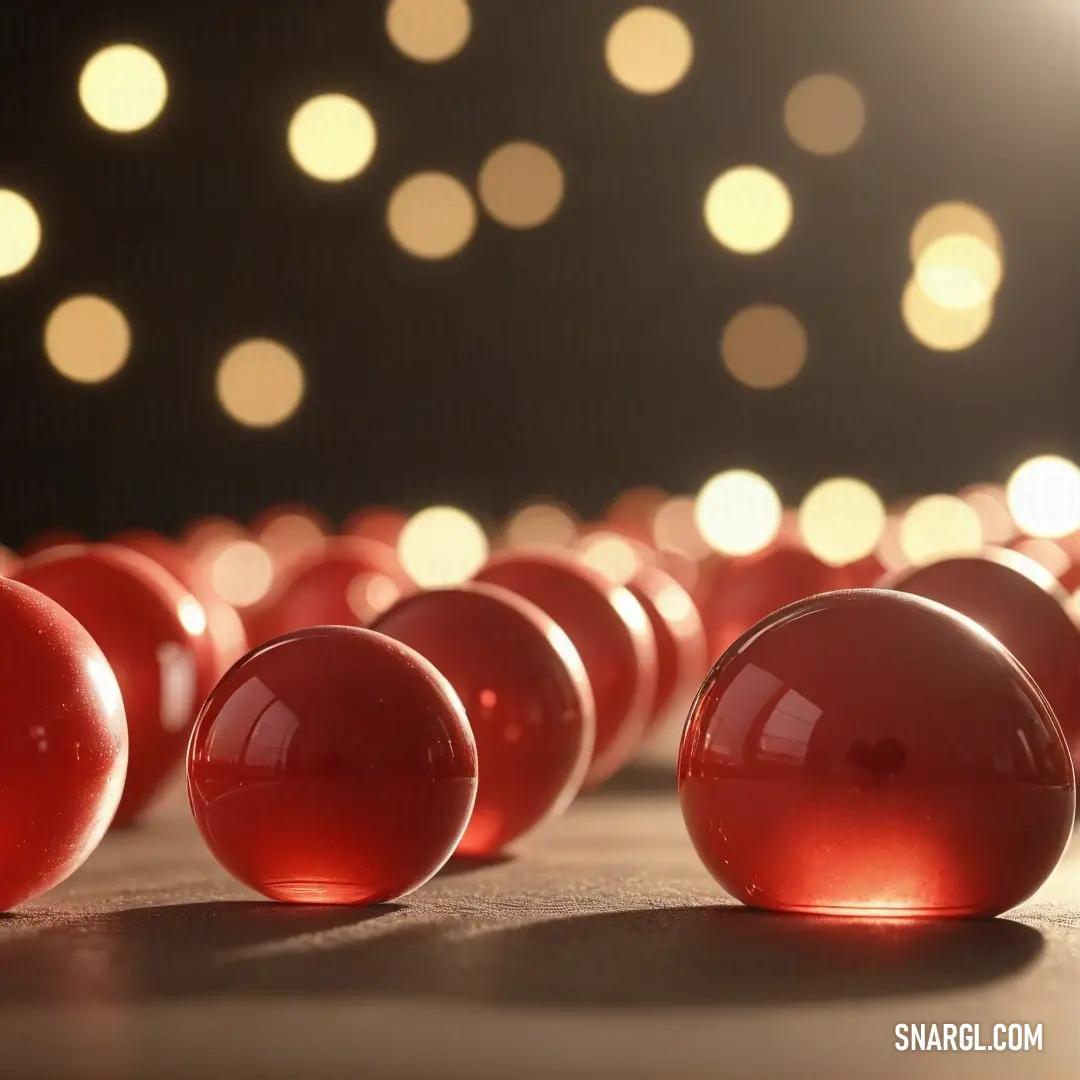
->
1 741 1077 1080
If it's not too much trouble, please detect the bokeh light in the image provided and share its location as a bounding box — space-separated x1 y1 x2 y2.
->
914 234 1002 310
78 44 168 133
255 512 327 568
386 0 471 62
898 495 984 566
704 166 793 255
387 172 476 259
798 478 886 566
503 502 579 548
578 532 644 585
721 304 807 389
959 483 1016 545
604 7 693 95
478 141 565 229
346 572 402 623
783 74 866 155
694 470 782 556
910 202 1002 264
207 540 275 608
1006 455 1080 539
216 339 305 428
288 94 377 182
44 295 131 384
398 506 489 587
0 189 41 277
901 278 993 352
653 495 711 560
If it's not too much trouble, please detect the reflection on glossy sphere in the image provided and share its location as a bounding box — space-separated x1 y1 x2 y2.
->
373 584 593 854
0 578 127 908
884 549 1080 771
679 590 1075 917
16 544 217 825
187 626 477 903
475 550 657 787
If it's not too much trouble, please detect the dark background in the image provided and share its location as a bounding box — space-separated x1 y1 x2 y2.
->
0 0 1077 545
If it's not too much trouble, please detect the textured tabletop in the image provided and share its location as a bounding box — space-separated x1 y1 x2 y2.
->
0 754 1077 1080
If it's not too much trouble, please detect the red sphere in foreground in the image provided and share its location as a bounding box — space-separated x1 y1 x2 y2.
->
16 544 218 826
373 584 594 854
883 549 1080 770
475 550 657 787
696 546 844 659
187 626 478 904
679 589 1074 918
0 578 127 908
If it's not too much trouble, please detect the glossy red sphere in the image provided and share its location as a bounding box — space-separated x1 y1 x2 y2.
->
696 546 845 660
372 584 594 854
883 549 1080 770
112 530 248 677
679 589 1075 918
188 626 478 904
16 544 218 826
0 578 127 908
627 565 708 732
475 550 657 786
246 537 412 646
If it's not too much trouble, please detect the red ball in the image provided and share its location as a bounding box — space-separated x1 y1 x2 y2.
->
475 550 657 787
696 546 844 659
16 544 218 826
679 589 1075 918
187 626 477 903
0 578 127 908
883 549 1080 770
246 537 412 646
626 565 708 732
373 584 594 855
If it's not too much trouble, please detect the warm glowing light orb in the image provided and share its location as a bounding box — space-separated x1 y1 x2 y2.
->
387 172 476 259
386 0 471 62
578 533 643 586
910 202 1002 264
959 484 1016 545
79 44 168 133
216 339 305 428
605 7 694 95
399 506 489 587
704 166 793 255
653 496 711 560
44 295 131 384
1006 455 1080 539
0 189 41 277
208 540 275 608
503 503 578 548
914 234 1002 311
478 141 565 229
799 478 886 566
783 74 866 156
721 304 807 389
695 470 782 556
288 94 377 182
901 278 993 352
899 495 983 566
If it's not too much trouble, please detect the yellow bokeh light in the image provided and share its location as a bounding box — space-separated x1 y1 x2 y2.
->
0 189 41 277
704 166 793 255
288 94 377 182
605 6 694 95
783 74 866 156
898 495 983 566
799 478 886 567
1006 455 1080 539
387 172 476 259
694 470 782 556
721 303 807 389
208 540 276 608
399 506 489 587
44 295 131 384
216 338 305 428
653 495 711 560
346 572 401 623
901 278 993 352
478 141 565 229
959 483 1016 545
910 202 1002 264
386 0 471 62
78 44 168 133
914 234 1002 310
503 502 578 548
578 532 643 586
